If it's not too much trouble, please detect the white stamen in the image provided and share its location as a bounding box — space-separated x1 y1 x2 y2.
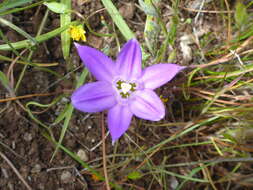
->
121 83 132 94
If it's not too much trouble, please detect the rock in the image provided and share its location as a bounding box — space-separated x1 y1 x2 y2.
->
77 149 89 162
7 182 14 190
61 171 72 183
170 176 179 189
31 164 41 173
23 132 33 141
1 168 8 178
119 2 135 19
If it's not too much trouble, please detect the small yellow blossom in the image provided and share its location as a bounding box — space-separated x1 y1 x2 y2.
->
69 25 86 41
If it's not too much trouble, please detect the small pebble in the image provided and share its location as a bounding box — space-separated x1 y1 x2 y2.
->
23 132 33 141
7 182 14 190
119 2 135 19
170 176 179 189
77 149 89 162
31 164 41 173
61 171 72 183
12 141 15 149
1 168 8 178
61 97 69 103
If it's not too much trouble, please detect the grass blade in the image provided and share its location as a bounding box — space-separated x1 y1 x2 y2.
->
0 21 78 51
0 1 43 16
0 16 37 46
0 0 33 13
50 69 88 161
101 0 135 40
0 71 10 90
60 0 71 60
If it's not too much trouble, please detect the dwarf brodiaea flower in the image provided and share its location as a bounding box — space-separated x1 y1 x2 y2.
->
71 39 185 141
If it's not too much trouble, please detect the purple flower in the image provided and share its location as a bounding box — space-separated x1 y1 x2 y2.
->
72 39 185 141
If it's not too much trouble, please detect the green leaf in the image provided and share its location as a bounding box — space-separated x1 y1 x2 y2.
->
53 103 69 125
0 21 78 51
223 133 237 143
235 2 248 28
60 0 71 60
0 1 43 16
127 171 142 180
0 17 37 46
43 2 68 14
101 0 135 40
139 0 158 17
143 0 161 54
0 0 33 13
25 96 63 131
0 71 9 90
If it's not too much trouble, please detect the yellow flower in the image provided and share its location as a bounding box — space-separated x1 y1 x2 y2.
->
69 25 86 41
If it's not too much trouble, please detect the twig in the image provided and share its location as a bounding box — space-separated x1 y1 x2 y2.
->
90 131 109 152
200 163 218 190
0 151 32 190
0 141 24 159
213 138 253 152
7 49 27 89
0 91 63 103
224 0 232 43
191 36 253 68
101 112 111 190
194 0 205 24
181 7 253 14
46 165 74 172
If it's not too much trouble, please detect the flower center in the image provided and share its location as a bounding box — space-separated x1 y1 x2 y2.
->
116 80 136 98
121 83 132 94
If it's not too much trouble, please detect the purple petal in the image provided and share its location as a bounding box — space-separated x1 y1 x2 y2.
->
71 81 117 113
75 43 116 82
108 104 133 141
130 89 165 121
116 39 142 80
141 64 185 89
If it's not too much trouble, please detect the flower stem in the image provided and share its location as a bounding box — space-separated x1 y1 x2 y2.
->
101 112 111 190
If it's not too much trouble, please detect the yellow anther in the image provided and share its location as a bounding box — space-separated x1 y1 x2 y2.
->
160 95 169 103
